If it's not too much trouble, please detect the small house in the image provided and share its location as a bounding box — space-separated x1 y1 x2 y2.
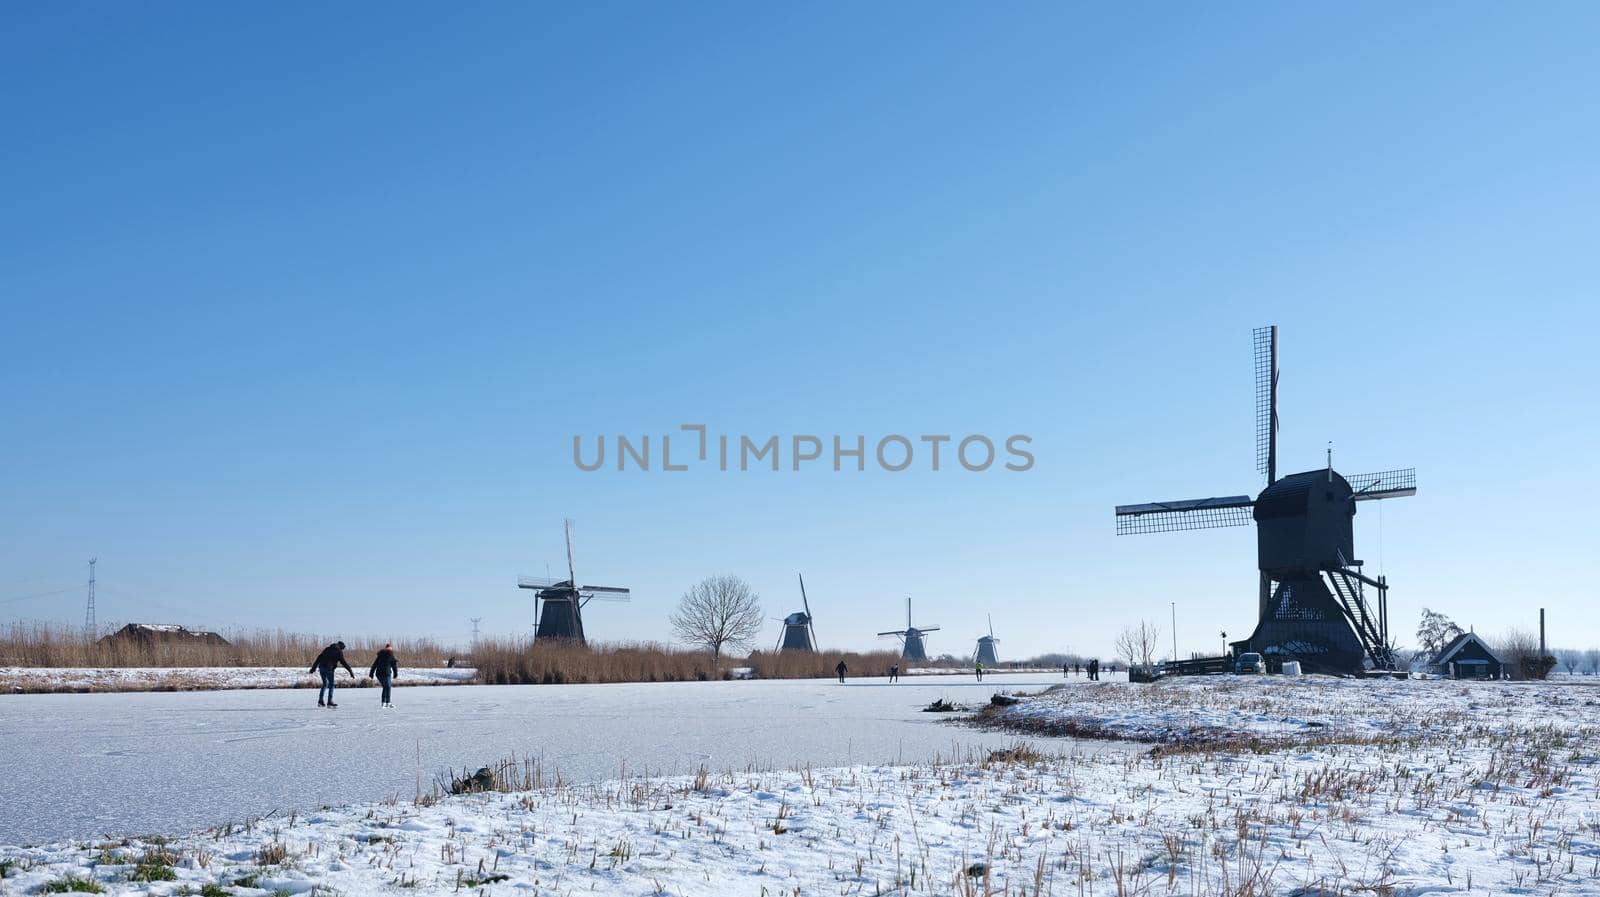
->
98 623 231 648
1428 632 1502 680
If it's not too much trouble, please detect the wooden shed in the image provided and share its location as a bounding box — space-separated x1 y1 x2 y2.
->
1428 632 1502 680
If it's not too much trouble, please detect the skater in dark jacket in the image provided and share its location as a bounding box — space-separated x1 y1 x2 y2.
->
835 660 848 683
368 643 399 708
310 641 354 707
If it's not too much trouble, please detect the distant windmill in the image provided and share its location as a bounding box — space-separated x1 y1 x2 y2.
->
973 614 1000 665
878 597 940 661
516 519 631 644
1113 325 1415 674
776 573 818 652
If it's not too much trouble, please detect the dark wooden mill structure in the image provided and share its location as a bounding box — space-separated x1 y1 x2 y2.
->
516 519 631 644
973 614 1000 666
878 597 940 662
1114 325 1415 675
776 573 819 652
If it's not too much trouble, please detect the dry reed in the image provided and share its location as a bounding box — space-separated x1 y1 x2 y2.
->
0 620 453 669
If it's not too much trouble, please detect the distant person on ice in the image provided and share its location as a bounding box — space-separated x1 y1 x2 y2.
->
975 660 984 681
368 643 399 709
310 641 354 707
1087 658 1099 681
835 659 848 683
889 664 899 683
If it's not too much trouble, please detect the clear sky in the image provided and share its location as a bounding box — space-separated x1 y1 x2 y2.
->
4 3 1598 660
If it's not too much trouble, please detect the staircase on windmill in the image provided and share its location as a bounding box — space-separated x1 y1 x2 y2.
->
973 614 1000 666
776 573 818 652
1113 324 1416 675
516 519 631 645
878 597 940 662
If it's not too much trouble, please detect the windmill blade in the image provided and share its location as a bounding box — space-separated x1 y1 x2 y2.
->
798 574 817 649
563 518 578 585
1115 496 1255 534
877 629 907 637
919 625 941 632
517 575 562 590
987 613 994 640
1253 325 1279 483
1347 468 1417 501
905 596 912 630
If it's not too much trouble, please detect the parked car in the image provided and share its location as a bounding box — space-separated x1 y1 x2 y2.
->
1234 652 1264 674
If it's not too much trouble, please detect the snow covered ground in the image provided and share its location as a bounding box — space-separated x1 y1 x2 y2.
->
0 666 476 694
2 675 1596 895
986 673 1600 746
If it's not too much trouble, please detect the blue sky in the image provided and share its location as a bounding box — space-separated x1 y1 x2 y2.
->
3 3 1598 658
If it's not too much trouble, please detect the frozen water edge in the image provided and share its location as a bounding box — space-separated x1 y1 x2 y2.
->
2 676 1597 896
0 666 477 694
0 673 1114 845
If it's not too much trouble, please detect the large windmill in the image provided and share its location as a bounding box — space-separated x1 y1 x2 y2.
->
1113 325 1414 675
776 573 819 652
516 519 631 644
878 597 940 662
973 614 1000 666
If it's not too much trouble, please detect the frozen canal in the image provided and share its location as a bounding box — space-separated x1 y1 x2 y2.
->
0 672 1119 845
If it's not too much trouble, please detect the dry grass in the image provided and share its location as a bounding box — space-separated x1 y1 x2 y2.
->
0 621 454 668
471 639 925 685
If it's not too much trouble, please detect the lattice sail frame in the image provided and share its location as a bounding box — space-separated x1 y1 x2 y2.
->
1115 496 1255 534
1253 326 1277 480
1346 468 1417 501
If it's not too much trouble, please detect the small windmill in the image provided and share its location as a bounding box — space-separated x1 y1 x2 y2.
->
974 614 1000 665
776 573 818 652
1113 325 1415 674
878 597 940 662
516 519 631 644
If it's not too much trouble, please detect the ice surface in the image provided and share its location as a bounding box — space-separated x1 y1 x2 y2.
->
0 672 1104 845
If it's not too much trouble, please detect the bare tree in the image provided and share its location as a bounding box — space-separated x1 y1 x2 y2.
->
1415 607 1463 661
1498 628 1555 681
1587 648 1600 676
1114 620 1163 673
669 575 764 662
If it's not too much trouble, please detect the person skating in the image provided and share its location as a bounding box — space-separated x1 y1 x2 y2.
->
310 641 355 707
835 659 848 683
1087 658 1099 681
975 660 984 681
889 663 900 683
368 643 399 708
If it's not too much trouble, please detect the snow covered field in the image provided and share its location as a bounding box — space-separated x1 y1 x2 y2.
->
2 675 1596 896
986 674 1600 746
0 666 476 694
0 673 1095 846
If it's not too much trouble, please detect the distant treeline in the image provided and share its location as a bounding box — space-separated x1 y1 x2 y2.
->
0 621 453 669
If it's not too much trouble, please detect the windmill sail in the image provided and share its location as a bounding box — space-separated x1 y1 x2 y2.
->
1346 468 1417 501
1115 496 1254 534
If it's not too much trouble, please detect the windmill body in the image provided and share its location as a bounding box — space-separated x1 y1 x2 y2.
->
777 573 819 652
1114 326 1415 675
974 636 999 666
973 614 1000 665
878 598 939 662
517 520 631 645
